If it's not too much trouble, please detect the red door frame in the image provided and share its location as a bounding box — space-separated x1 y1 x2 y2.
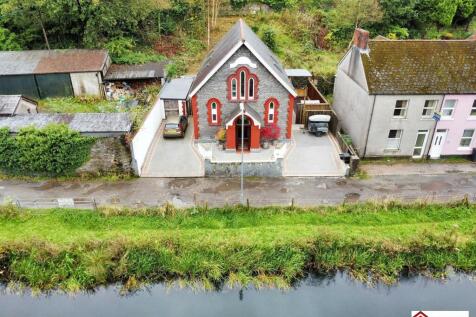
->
226 114 260 151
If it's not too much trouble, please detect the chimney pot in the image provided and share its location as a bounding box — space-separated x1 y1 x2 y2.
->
353 28 370 51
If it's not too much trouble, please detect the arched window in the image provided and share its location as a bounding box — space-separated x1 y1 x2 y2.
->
264 98 279 124
248 78 254 99
240 70 246 99
211 102 218 123
231 79 237 99
207 98 222 125
268 102 275 123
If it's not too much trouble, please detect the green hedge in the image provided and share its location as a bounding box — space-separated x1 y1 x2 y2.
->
0 125 95 176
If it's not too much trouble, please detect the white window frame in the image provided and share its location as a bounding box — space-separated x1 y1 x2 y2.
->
422 100 437 118
386 129 402 150
211 102 218 123
459 129 474 149
231 78 237 100
441 99 457 119
268 102 275 123
393 100 408 118
470 100 476 117
239 71 246 99
248 78 254 99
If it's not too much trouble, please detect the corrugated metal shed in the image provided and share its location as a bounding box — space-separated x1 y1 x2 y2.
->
285 69 312 77
159 76 195 100
104 62 168 81
0 50 109 76
0 113 132 134
0 95 21 115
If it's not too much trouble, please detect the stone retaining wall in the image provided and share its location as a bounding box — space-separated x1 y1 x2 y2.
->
205 159 283 177
77 137 132 175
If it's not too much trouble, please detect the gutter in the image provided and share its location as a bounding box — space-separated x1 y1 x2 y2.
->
362 94 377 158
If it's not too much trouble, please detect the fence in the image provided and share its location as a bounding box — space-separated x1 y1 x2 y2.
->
15 198 97 210
130 96 165 175
336 131 360 176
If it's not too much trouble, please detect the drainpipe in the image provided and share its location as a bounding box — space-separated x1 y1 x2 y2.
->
362 95 377 158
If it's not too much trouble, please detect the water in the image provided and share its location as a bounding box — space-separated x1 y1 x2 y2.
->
1 273 475 317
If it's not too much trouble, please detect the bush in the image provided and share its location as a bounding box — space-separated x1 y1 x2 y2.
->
261 27 278 52
0 125 95 176
105 37 165 64
261 123 281 141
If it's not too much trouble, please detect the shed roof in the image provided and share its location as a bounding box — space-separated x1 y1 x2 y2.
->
159 76 195 100
285 69 312 77
189 19 295 97
0 95 22 115
361 40 476 94
104 62 168 81
0 49 109 76
0 113 132 134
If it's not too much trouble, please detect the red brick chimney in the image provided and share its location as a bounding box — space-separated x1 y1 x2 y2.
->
353 28 370 51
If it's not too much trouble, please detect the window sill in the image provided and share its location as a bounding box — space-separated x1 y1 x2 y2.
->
392 117 407 120
384 148 400 152
440 117 454 121
457 147 472 151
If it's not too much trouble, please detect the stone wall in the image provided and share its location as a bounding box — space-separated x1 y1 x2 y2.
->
205 159 283 177
77 137 132 175
196 46 290 142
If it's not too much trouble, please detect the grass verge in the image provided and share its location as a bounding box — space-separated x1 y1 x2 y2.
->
0 202 475 292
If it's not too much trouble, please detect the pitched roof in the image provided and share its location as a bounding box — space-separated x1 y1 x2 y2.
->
159 76 195 100
0 49 109 76
104 62 168 81
361 40 476 94
0 113 132 134
189 19 295 97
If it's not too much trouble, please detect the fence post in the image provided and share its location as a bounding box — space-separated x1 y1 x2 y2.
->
246 198 250 210
291 197 294 210
92 198 97 210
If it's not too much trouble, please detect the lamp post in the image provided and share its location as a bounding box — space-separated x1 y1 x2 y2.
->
240 102 245 205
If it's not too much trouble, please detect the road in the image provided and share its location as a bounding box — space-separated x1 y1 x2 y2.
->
1 173 475 208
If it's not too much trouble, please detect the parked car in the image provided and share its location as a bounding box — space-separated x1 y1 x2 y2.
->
308 114 331 136
163 116 188 138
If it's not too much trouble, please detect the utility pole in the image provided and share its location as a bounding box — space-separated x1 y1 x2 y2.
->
207 0 210 49
240 102 245 205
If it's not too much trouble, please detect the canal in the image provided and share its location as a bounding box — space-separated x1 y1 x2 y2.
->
1 272 474 317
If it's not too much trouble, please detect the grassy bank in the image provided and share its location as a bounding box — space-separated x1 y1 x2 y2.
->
0 202 475 292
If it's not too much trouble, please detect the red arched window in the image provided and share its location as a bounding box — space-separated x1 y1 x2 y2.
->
264 98 279 124
207 98 222 125
227 66 258 102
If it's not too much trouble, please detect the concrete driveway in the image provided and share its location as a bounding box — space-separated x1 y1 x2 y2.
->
283 126 347 177
141 120 204 177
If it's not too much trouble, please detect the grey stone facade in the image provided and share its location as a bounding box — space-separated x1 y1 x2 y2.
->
195 46 290 142
205 158 282 177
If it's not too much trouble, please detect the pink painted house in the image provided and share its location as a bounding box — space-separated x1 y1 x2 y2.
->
430 95 476 158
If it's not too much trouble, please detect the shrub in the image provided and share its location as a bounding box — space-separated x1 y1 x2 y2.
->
0 125 95 176
261 27 278 52
261 123 281 141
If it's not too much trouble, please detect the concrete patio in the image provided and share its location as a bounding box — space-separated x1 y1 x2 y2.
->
283 125 347 177
141 120 204 177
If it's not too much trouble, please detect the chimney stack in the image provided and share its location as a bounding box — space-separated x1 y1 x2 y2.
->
353 28 370 51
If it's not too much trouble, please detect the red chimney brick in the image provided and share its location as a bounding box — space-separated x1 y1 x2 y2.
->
353 28 370 50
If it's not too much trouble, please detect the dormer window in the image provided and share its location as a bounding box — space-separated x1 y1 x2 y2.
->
228 67 258 101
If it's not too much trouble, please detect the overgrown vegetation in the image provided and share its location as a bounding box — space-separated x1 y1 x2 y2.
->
0 125 94 176
38 97 120 113
0 201 475 292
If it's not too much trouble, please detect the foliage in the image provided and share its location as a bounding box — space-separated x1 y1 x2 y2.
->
105 37 165 64
0 125 95 176
230 0 249 9
38 97 120 113
261 26 278 52
215 128 226 142
329 0 384 29
261 123 281 140
0 27 21 50
0 202 475 291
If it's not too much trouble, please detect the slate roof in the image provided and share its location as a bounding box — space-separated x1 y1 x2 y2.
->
285 69 312 77
104 62 168 81
190 19 294 96
361 40 476 94
0 113 132 134
0 95 22 115
0 50 109 76
159 76 195 100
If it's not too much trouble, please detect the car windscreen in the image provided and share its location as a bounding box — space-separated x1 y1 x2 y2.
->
165 123 179 129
